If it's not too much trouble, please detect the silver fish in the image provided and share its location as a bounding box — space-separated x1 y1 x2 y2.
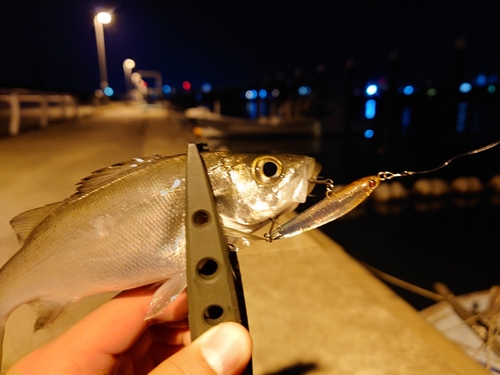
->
0 151 320 368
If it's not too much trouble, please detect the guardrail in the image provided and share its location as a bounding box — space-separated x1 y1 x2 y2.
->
0 92 78 135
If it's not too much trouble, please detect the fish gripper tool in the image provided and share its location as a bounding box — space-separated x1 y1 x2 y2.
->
185 143 252 374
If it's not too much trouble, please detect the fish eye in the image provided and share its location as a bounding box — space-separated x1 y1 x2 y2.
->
252 156 283 185
263 161 279 177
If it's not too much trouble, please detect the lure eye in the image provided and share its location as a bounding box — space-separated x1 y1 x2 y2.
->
369 179 377 188
252 156 283 185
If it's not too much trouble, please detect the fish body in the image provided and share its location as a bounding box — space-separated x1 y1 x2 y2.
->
0 151 319 368
270 175 381 240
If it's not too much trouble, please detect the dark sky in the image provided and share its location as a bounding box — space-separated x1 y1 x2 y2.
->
0 0 499 95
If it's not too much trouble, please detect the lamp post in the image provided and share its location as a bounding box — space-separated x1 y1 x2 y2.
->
94 11 112 91
123 58 136 98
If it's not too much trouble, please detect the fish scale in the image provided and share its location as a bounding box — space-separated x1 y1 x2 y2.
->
0 151 319 371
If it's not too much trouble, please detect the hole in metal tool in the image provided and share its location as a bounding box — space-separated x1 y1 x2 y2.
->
204 305 224 325
197 258 218 279
193 210 210 227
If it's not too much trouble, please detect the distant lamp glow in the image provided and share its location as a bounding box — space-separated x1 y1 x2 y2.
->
459 82 472 93
366 84 378 96
103 87 114 96
245 90 257 100
259 89 267 99
475 74 487 86
123 59 136 97
488 85 496 94
364 129 374 139
94 11 113 91
201 83 212 93
298 86 311 96
365 99 376 119
96 11 112 24
162 85 172 95
131 72 142 83
427 88 437 97
182 81 191 91
403 85 414 95
271 89 280 98
123 59 135 69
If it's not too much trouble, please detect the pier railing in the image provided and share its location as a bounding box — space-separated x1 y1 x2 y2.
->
0 90 78 135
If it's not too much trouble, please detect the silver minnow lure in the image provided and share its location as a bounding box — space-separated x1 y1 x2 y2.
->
267 137 500 242
269 175 381 241
0 151 320 370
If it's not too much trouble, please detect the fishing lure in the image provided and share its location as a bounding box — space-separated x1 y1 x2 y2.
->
267 139 500 241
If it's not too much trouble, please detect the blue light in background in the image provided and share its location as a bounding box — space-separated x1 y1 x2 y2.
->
195 93 202 101
298 86 311 96
403 85 414 95
366 84 378 96
455 102 468 133
459 82 472 93
475 75 487 86
162 85 172 95
364 129 374 139
365 99 376 119
402 107 411 135
246 101 257 119
201 83 212 93
103 87 114 96
259 89 267 99
488 85 496 94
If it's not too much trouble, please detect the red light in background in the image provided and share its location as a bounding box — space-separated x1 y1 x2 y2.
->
182 81 191 91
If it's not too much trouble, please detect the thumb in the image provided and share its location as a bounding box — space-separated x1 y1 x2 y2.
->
149 322 252 375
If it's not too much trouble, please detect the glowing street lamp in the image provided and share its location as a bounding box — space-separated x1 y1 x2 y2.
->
123 59 136 97
94 11 112 91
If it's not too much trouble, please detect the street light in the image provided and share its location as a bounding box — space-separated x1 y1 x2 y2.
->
123 58 136 98
94 11 112 91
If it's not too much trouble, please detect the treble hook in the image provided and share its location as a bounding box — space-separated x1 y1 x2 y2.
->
309 177 334 192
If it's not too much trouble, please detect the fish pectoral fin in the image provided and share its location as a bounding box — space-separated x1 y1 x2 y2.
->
146 273 187 320
28 298 70 331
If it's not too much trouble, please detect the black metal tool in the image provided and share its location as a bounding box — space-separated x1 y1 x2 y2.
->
185 143 252 373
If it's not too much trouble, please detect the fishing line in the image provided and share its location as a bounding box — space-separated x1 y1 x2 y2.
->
378 138 500 181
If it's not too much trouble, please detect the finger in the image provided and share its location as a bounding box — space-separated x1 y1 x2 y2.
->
149 322 252 375
164 317 189 329
151 325 190 346
9 285 188 374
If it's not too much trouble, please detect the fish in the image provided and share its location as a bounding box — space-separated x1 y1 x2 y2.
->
269 175 381 241
0 151 320 369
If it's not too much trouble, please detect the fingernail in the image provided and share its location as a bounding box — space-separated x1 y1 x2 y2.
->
200 323 247 375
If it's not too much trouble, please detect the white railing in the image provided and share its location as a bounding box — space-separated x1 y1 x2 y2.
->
0 92 78 135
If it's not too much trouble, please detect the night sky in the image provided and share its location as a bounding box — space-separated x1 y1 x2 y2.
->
1 0 499 97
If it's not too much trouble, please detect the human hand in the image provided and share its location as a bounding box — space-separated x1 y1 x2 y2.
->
7 286 252 375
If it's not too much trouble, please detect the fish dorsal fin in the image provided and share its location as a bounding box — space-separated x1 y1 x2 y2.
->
10 201 65 245
73 155 167 198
